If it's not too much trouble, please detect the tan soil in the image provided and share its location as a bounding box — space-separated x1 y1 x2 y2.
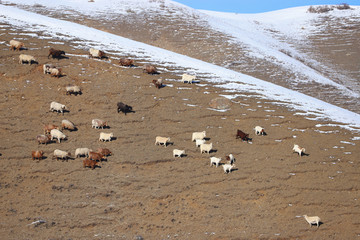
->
0 23 360 240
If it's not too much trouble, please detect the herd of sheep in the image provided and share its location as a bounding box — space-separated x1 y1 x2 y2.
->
10 38 318 228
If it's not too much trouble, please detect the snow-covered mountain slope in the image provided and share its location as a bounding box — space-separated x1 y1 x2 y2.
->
1 3 360 132
2 0 359 115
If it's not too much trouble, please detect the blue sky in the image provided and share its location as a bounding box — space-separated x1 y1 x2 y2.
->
173 0 360 13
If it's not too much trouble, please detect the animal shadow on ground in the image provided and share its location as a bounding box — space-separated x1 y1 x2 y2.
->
51 55 69 60
84 165 102 170
205 149 217 154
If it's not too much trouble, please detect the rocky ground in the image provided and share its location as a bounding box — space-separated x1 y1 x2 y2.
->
0 22 360 239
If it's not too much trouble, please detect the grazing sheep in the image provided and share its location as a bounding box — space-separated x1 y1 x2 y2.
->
31 150 44 161
65 85 81 95
50 101 67 115
61 119 76 131
210 157 222 167
155 136 170 147
152 79 163 89
43 124 59 134
48 48 65 59
200 143 213 154
92 119 108 129
117 102 133 115
293 144 305 157
303 215 321 228
195 139 206 147
192 131 206 142
50 68 62 78
119 58 134 67
236 129 250 142
10 40 25 51
19 54 36 65
36 134 52 145
89 151 105 161
254 126 266 135
50 129 67 143
182 73 196 84
53 149 71 161
83 158 99 169
142 64 157 74
75 148 92 158
226 154 235 165
223 163 235 174
89 48 106 58
99 132 113 142
173 149 185 158
97 148 112 156
43 64 56 74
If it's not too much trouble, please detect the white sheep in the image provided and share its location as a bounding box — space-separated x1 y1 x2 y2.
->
66 85 81 95
50 129 67 143
200 143 213 154
195 139 206 147
254 126 265 135
50 101 67 114
226 154 235 165
50 68 61 78
43 64 56 74
155 136 171 147
19 54 36 65
75 148 92 158
303 215 321 228
293 144 305 157
89 48 105 58
210 157 221 167
10 40 25 51
182 73 196 84
92 119 107 129
99 132 113 142
53 149 71 161
173 149 185 158
223 163 235 174
192 131 206 142
61 119 76 131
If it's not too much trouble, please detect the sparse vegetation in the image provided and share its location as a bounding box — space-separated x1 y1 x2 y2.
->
307 3 353 13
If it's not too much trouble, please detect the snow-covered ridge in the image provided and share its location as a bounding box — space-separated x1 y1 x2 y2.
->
200 6 360 98
1 0 196 16
1 4 360 131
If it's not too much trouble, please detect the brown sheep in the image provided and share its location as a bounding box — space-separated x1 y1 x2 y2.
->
236 129 250 142
43 124 59 134
83 158 99 170
119 58 134 67
97 148 112 156
89 151 105 161
142 64 158 74
48 48 65 59
31 150 44 161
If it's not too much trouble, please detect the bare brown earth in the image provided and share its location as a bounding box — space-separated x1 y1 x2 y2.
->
1 24 360 239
